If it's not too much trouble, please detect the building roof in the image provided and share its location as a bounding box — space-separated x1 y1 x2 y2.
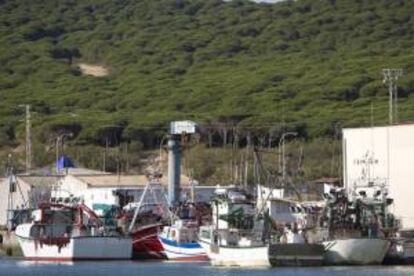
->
74 174 191 188
65 167 111 176
18 166 110 176
17 175 61 187
312 177 341 185
343 122 414 132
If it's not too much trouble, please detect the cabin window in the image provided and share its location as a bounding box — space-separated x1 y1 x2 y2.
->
30 225 41 238
201 230 210 239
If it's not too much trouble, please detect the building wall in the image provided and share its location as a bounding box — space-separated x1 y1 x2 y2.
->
343 124 414 230
57 175 140 215
0 178 8 226
56 174 88 199
256 185 284 210
0 177 31 227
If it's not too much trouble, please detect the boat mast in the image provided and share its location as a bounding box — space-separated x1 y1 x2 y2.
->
128 180 151 233
6 154 13 231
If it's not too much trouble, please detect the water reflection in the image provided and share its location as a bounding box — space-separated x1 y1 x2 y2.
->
17 260 75 266
0 258 413 276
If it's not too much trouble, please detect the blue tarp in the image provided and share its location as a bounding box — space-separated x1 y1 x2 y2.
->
56 155 75 170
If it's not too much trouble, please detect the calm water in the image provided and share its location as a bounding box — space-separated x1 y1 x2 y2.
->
0 258 414 276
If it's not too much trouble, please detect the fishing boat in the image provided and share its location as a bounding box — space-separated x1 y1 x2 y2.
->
322 237 390 265
199 187 326 267
319 152 399 265
128 213 165 259
319 187 396 265
199 220 271 267
199 225 269 267
158 181 210 261
15 202 132 261
198 188 272 266
265 198 325 266
125 180 169 259
159 216 207 261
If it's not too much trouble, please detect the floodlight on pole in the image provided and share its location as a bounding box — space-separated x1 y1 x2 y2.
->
382 68 403 125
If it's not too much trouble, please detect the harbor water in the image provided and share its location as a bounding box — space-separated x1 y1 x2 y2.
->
0 258 413 276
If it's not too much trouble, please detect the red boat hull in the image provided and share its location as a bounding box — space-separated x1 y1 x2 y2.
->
130 224 165 259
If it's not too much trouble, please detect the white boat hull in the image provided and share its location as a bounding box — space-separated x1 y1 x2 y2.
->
323 238 390 265
16 225 132 260
159 237 207 261
198 239 269 267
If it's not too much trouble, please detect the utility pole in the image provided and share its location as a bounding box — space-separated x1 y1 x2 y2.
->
103 137 108 172
278 132 297 186
125 142 129 173
6 154 13 231
383 68 403 125
23 105 32 173
244 132 251 189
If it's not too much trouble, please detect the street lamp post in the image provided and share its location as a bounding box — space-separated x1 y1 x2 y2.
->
18 104 32 173
159 135 168 172
278 132 297 185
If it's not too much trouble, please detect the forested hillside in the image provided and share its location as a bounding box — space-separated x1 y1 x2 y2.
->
0 0 413 172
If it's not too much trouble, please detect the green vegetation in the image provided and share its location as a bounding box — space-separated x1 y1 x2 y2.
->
0 0 413 180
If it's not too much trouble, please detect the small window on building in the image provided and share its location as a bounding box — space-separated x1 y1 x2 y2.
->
127 195 134 204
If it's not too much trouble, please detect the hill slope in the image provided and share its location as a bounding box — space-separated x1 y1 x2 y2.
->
1 0 414 146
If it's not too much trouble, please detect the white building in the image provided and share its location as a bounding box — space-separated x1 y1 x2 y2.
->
54 174 194 216
0 175 60 228
55 174 170 215
0 168 227 227
343 124 414 231
0 167 112 227
256 185 284 210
